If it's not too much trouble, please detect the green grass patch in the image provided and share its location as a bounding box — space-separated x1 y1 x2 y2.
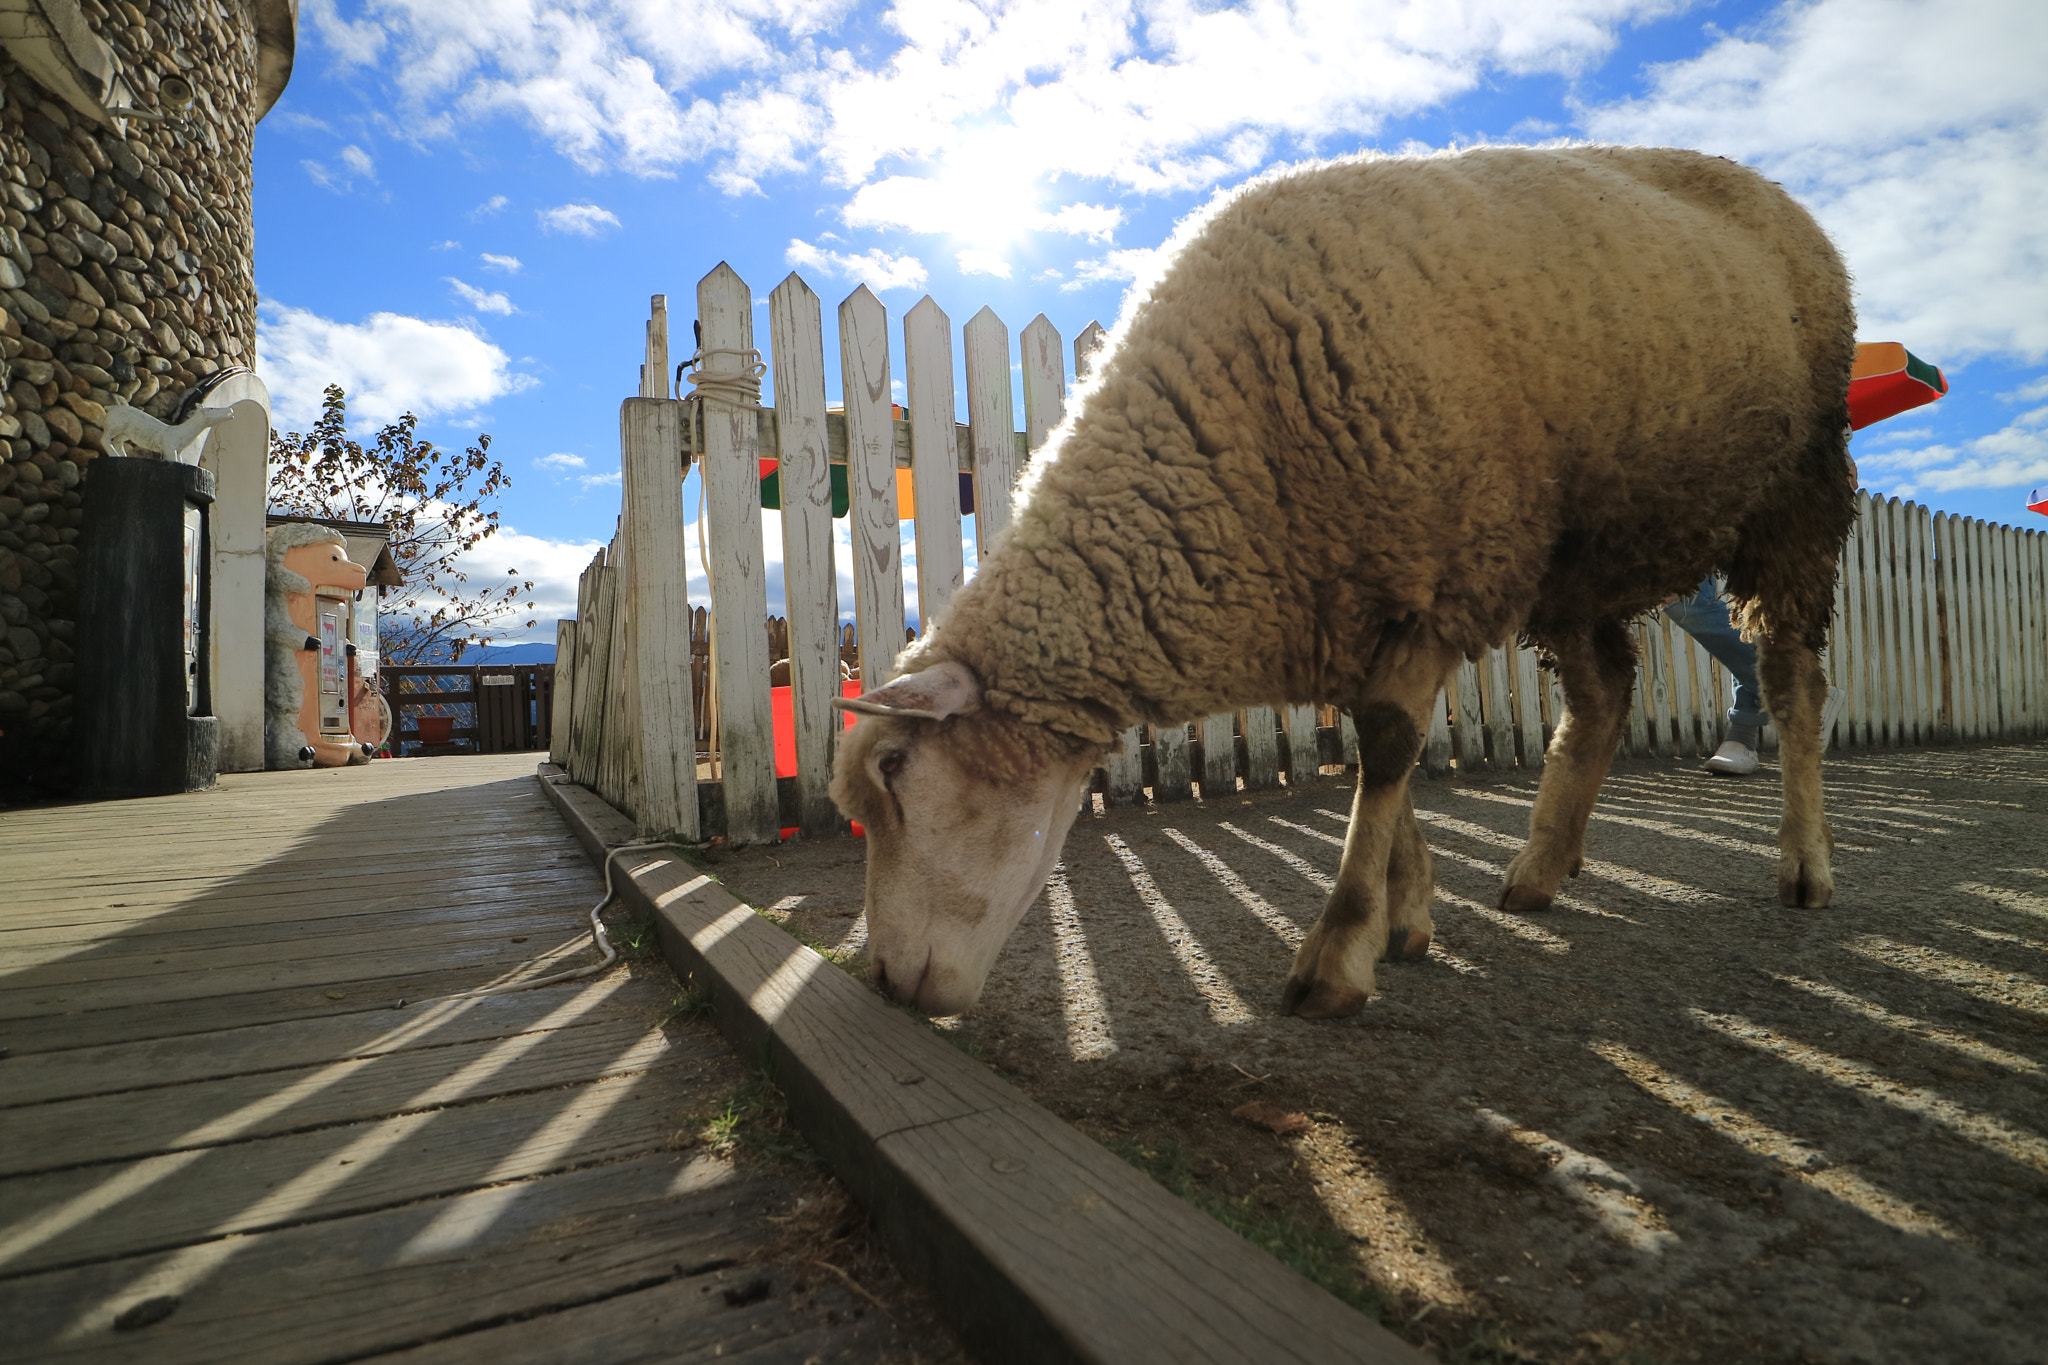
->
691 1072 824 1167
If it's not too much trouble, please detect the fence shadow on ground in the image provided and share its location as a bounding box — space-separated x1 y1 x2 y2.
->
714 745 2048 1365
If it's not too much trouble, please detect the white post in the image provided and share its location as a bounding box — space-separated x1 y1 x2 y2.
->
622 398 698 839
193 372 271 773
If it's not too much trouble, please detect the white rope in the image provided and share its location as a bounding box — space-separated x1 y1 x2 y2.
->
678 346 766 407
397 840 677 1008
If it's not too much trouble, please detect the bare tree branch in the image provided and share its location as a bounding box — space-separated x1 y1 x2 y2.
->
268 386 537 664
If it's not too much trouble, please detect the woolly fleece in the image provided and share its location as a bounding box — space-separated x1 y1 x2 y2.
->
902 145 1856 758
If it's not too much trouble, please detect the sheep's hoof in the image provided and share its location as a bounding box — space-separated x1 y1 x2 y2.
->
1778 855 1834 908
1280 972 1372 1019
1381 925 1433 961
1498 883 1555 914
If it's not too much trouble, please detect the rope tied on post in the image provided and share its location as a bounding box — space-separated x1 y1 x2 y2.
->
677 346 766 409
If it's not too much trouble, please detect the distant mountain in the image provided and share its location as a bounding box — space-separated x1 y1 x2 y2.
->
403 641 557 665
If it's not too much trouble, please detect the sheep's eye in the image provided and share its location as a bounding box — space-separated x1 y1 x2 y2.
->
877 751 907 782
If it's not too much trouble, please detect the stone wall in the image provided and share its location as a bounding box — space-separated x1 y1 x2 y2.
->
0 0 268 795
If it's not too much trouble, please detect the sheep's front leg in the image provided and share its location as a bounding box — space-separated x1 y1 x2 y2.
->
1283 643 1456 1018
1759 634 1834 907
1500 622 1636 913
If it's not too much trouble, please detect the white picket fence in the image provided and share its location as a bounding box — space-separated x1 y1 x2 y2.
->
551 268 2048 843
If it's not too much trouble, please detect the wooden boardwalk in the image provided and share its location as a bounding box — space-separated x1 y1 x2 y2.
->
0 756 932 1363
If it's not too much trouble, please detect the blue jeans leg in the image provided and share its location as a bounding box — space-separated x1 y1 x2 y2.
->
1664 575 1765 746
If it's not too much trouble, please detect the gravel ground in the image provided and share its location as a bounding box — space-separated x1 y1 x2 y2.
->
710 742 2048 1365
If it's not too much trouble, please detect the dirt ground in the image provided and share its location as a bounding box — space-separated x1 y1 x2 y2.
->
706 742 2048 1365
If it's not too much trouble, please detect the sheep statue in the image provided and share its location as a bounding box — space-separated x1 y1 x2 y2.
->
99 402 238 463
264 522 373 770
831 145 1856 1020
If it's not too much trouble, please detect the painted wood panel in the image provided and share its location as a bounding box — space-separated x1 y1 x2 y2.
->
839 286 907 690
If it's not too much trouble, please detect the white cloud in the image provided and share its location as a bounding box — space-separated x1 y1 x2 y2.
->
340 144 376 178
784 238 927 292
1034 202 1122 243
1581 0 2048 363
538 202 622 236
309 1 1676 201
1867 401 2048 496
430 238 462 251
480 252 522 273
474 194 510 217
258 301 537 428
1060 246 1169 293
537 452 586 470
454 527 604 640
447 277 517 315
580 470 623 490
954 248 1011 279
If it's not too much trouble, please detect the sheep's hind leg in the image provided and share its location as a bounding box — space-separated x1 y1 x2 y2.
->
1500 622 1636 913
1759 632 1835 907
1283 645 1457 1019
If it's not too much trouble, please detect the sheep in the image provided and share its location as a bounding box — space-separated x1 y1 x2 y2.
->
831 145 1857 1019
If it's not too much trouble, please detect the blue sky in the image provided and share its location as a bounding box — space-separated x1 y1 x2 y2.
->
255 0 2048 644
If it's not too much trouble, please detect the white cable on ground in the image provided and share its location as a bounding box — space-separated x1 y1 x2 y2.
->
398 840 678 1008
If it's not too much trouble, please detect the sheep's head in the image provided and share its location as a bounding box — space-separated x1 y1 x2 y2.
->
831 662 1097 1015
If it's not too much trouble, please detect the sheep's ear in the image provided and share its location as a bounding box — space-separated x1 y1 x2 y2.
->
833 661 981 721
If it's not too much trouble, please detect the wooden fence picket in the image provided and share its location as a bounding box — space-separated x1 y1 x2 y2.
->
697 263 779 843
1284 704 1320 783
622 397 698 840
840 286 906 692
551 619 577 766
964 306 1019 547
1201 712 1237 797
905 296 964 629
769 274 844 838
1511 645 1545 770
1153 723 1193 801
1244 706 1281 790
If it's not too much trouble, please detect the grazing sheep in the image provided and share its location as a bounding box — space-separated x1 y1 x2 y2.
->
832 145 1856 1019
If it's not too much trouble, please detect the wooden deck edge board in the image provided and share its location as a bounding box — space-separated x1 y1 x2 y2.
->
534 764 1427 1365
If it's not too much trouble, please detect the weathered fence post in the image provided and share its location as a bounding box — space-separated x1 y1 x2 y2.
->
841 286 906 690
622 395 699 841
905 296 965 629
696 263 780 844
550 618 576 766
769 273 846 838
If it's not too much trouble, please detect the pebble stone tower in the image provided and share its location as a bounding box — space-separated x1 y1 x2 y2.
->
0 0 294 793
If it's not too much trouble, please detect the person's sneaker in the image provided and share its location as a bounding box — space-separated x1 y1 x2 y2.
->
1821 686 1847 752
1704 739 1761 775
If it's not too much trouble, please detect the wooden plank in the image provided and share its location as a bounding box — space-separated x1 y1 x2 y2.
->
0 975 672 1107
1283 703 1320 784
1882 497 1912 744
1421 694 1449 776
621 397 699 841
1201 712 1237 797
1242 706 1280 790
540 778 1430 1365
0 1071 684 1277
1908 502 1938 745
1074 321 1107 381
1019 313 1066 458
840 286 907 689
769 274 844 838
570 563 615 788
1960 517 1987 739
905 295 965 630
1996 519 2021 738
1934 512 1966 741
1619 627 1649 757
1842 497 1876 747
0 1153 803 1365
1452 659 1486 770
1481 646 1516 770
1665 622 1697 758
1511 644 1544 771
0 1017 689 1178
1105 726 1146 808
965 304 1020 548
2024 530 2046 737
1152 722 1193 802
697 263 779 844
599 534 637 808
